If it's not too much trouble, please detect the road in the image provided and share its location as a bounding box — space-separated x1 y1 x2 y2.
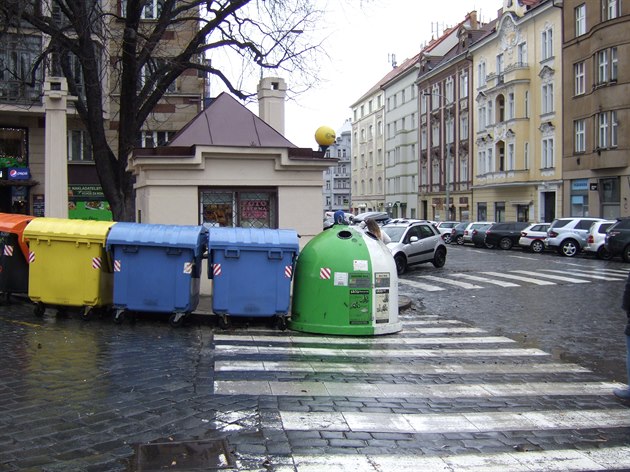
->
400 243 629 383
0 244 629 471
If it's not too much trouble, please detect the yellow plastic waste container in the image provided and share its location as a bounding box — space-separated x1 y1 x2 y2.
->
23 218 116 318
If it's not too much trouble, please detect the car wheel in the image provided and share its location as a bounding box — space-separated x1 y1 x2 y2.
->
623 245 630 263
394 254 407 275
443 234 452 244
499 237 513 250
484 242 495 249
456 235 464 245
559 239 579 257
432 247 446 268
596 245 612 260
530 240 544 254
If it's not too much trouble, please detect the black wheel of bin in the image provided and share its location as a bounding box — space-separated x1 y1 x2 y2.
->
394 254 407 275
56 307 68 318
169 313 186 328
1 292 11 305
80 306 93 321
530 240 544 253
34 302 45 317
113 309 125 325
276 316 288 331
218 315 230 330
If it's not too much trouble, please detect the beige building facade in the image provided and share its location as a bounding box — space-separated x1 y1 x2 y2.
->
562 0 630 218
471 0 563 223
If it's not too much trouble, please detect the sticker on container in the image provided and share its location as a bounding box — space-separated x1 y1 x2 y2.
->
92 257 102 269
183 262 193 274
353 259 368 271
212 263 222 276
334 272 348 286
349 289 370 325
320 267 331 279
375 288 390 323
28 251 35 264
284 265 293 278
3 245 13 257
349 273 370 288
374 272 390 288
114 260 121 272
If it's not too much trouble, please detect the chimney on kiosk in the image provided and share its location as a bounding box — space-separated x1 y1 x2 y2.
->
257 77 287 135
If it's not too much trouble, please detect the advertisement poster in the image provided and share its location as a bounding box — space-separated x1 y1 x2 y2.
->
68 185 112 221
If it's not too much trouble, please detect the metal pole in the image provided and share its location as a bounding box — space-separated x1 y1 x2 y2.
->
446 132 450 220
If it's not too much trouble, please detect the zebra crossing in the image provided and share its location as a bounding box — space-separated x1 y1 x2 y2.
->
211 314 630 471
400 266 630 292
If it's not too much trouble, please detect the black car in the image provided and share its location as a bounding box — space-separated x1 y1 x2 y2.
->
605 217 630 262
471 223 494 248
484 222 530 250
449 222 469 245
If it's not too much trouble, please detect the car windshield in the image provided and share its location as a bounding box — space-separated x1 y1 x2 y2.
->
382 226 406 243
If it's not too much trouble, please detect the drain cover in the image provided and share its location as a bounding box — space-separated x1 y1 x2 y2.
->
133 439 234 470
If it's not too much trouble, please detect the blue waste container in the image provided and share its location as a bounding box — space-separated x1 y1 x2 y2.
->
207 227 299 329
106 222 207 326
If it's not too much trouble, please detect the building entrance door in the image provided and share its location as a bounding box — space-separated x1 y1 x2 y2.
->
543 192 555 222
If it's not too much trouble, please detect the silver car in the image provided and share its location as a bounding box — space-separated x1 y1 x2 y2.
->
381 220 447 275
544 217 605 257
585 220 616 259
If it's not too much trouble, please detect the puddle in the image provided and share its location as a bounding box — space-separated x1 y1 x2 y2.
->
132 439 234 470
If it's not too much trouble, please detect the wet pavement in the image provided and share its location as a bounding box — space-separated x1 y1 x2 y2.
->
1 286 630 471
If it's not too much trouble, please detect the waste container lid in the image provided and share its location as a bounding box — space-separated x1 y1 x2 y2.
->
106 222 207 256
23 217 116 243
207 227 299 252
0 212 36 259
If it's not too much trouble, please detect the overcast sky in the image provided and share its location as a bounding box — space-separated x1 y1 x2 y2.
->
280 0 503 148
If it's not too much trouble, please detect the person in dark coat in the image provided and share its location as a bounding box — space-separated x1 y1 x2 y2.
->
613 272 630 400
333 210 349 225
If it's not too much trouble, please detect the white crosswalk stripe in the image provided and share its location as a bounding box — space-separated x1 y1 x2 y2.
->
451 272 520 287
511 269 590 283
540 269 626 281
417 275 483 289
212 317 629 471
481 271 556 285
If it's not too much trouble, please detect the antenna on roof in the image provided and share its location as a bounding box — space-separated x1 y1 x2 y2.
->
388 53 397 68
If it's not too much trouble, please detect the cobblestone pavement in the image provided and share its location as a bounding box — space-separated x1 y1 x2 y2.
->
1 297 630 471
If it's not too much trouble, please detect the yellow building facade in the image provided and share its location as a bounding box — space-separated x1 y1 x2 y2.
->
470 0 563 223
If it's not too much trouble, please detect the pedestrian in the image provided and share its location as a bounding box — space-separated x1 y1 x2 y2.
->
365 218 391 244
614 272 630 401
333 210 348 225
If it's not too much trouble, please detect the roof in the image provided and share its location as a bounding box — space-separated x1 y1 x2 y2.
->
168 92 296 148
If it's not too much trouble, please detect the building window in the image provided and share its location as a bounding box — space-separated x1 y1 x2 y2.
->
445 76 454 103
460 115 468 140
460 71 468 98
121 0 164 19
517 42 527 65
421 127 427 150
517 204 529 222
200 189 277 228
541 83 554 114
486 147 493 173
487 101 494 126
496 53 504 74
507 92 515 120
0 35 44 103
597 49 609 83
524 91 529 118
611 46 618 81
431 84 440 110
368 100 373 113
598 112 609 148
432 123 440 145
541 28 553 60
575 4 586 36
571 179 589 216
478 61 486 86
477 202 487 220
574 62 585 95
140 58 177 93
507 143 515 171
574 119 586 153
139 130 174 148
0 127 28 168
68 130 93 161
542 137 554 168
495 202 505 222
478 150 486 174
421 93 427 113
611 110 618 147
603 0 620 20
524 142 529 169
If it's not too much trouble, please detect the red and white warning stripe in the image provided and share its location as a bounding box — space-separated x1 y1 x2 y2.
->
212 263 222 276
114 260 121 272
183 262 193 274
320 267 331 280
28 251 35 264
3 245 13 257
92 257 102 269
284 265 292 278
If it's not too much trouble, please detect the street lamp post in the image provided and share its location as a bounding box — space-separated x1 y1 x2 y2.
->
424 90 452 221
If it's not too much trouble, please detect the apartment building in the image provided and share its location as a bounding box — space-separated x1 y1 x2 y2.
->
562 0 629 218
416 11 489 222
0 0 203 218
469 0 562 223
322 119 352 215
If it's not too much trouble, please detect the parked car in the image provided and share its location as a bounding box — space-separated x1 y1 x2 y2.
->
435 221 459 244
381 220 447 275
471 223 495 248
518 223 551 253
352 211 390 226
605 217 630 262
463 221 495 245
450 222 469 245
484 222 530 250
544 217 605 257
585 220 616 259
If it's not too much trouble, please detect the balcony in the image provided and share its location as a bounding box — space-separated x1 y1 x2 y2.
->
0 81 42 104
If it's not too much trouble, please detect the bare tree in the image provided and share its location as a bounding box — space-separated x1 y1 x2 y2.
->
0 0 323 221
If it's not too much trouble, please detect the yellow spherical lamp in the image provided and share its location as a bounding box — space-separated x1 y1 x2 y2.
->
315 126 336 152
